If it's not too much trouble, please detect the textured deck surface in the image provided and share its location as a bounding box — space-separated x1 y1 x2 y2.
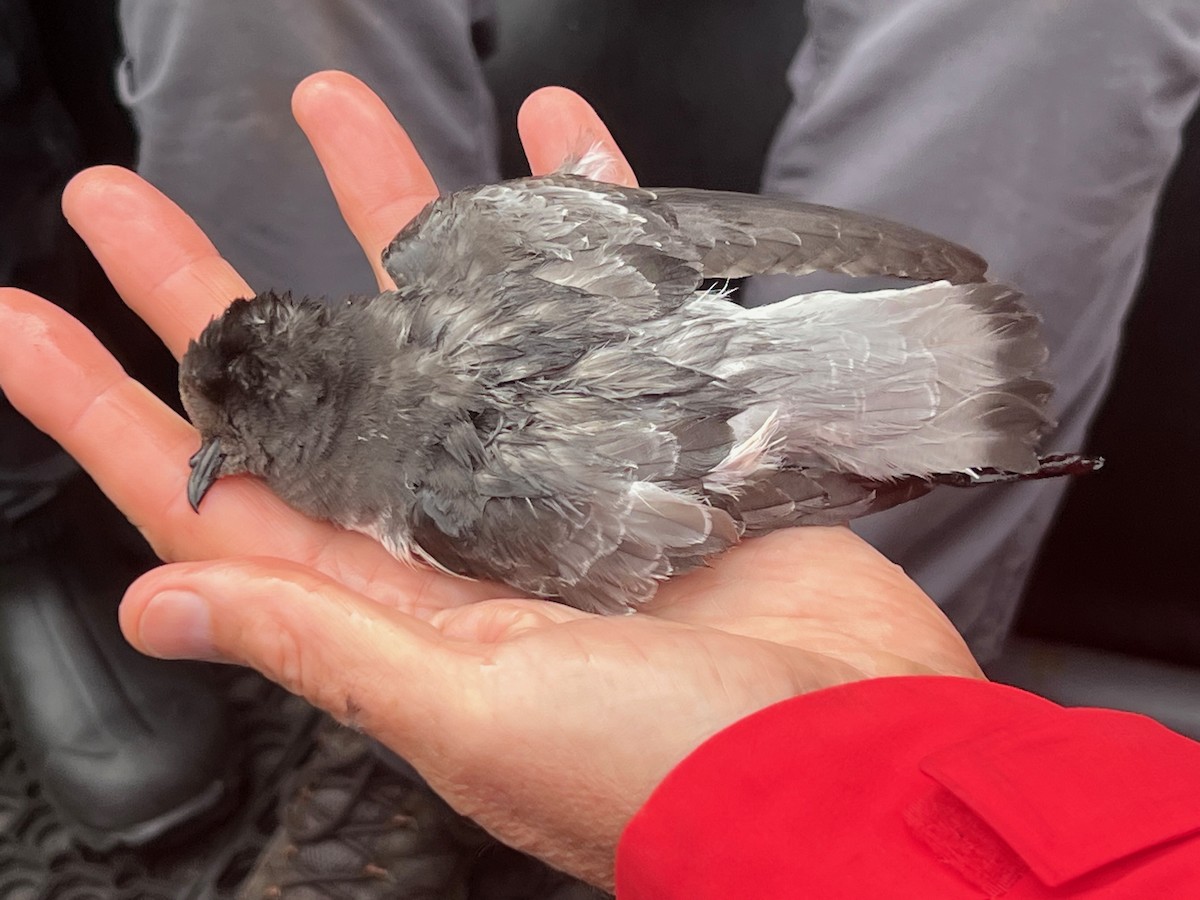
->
0 669 320 899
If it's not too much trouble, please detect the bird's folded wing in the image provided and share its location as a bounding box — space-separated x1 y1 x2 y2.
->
405 413 741 614
651 187 988 284
381 175 989 328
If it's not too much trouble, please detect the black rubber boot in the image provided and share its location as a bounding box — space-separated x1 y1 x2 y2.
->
0 461 235 851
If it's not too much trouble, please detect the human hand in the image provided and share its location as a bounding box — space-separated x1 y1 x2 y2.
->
0 71 982 888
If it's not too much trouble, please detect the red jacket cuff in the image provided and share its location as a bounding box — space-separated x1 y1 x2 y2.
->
616 676 1200 898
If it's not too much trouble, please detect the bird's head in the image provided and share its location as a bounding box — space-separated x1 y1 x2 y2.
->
179 291 354 511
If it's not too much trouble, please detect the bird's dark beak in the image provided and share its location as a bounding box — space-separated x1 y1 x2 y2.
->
187 438 225 513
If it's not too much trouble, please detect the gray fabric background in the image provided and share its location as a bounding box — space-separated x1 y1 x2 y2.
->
118 0 500 299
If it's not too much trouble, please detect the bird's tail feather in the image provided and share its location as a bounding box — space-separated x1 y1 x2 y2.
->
717 281 1054 479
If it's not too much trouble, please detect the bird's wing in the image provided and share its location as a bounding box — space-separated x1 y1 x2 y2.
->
712 467 934 533
404 414 741 613
378 175 988 383
646 186 988 283
382 176 706 335
382 174 987 310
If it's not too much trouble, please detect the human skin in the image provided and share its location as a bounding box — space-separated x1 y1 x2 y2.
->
0 71 982 888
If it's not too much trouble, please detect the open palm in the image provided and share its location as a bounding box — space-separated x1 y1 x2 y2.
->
0 72 981 887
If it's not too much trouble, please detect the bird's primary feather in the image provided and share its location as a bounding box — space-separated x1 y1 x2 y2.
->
180 173 1096 613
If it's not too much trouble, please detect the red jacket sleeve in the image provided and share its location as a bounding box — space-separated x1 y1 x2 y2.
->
616 676 1200 898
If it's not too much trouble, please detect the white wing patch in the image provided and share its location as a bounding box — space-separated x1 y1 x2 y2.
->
704 411 784 495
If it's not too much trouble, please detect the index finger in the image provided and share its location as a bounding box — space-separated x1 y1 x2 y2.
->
63 167 253 360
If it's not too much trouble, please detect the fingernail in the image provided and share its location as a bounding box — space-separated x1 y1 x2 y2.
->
139 590 222 661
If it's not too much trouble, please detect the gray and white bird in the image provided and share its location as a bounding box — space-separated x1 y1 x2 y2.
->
180 165 1099 613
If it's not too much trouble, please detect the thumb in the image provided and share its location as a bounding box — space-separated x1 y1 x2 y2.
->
120 557 461 740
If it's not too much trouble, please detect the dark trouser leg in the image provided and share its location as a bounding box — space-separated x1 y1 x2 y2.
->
0 0 231 849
